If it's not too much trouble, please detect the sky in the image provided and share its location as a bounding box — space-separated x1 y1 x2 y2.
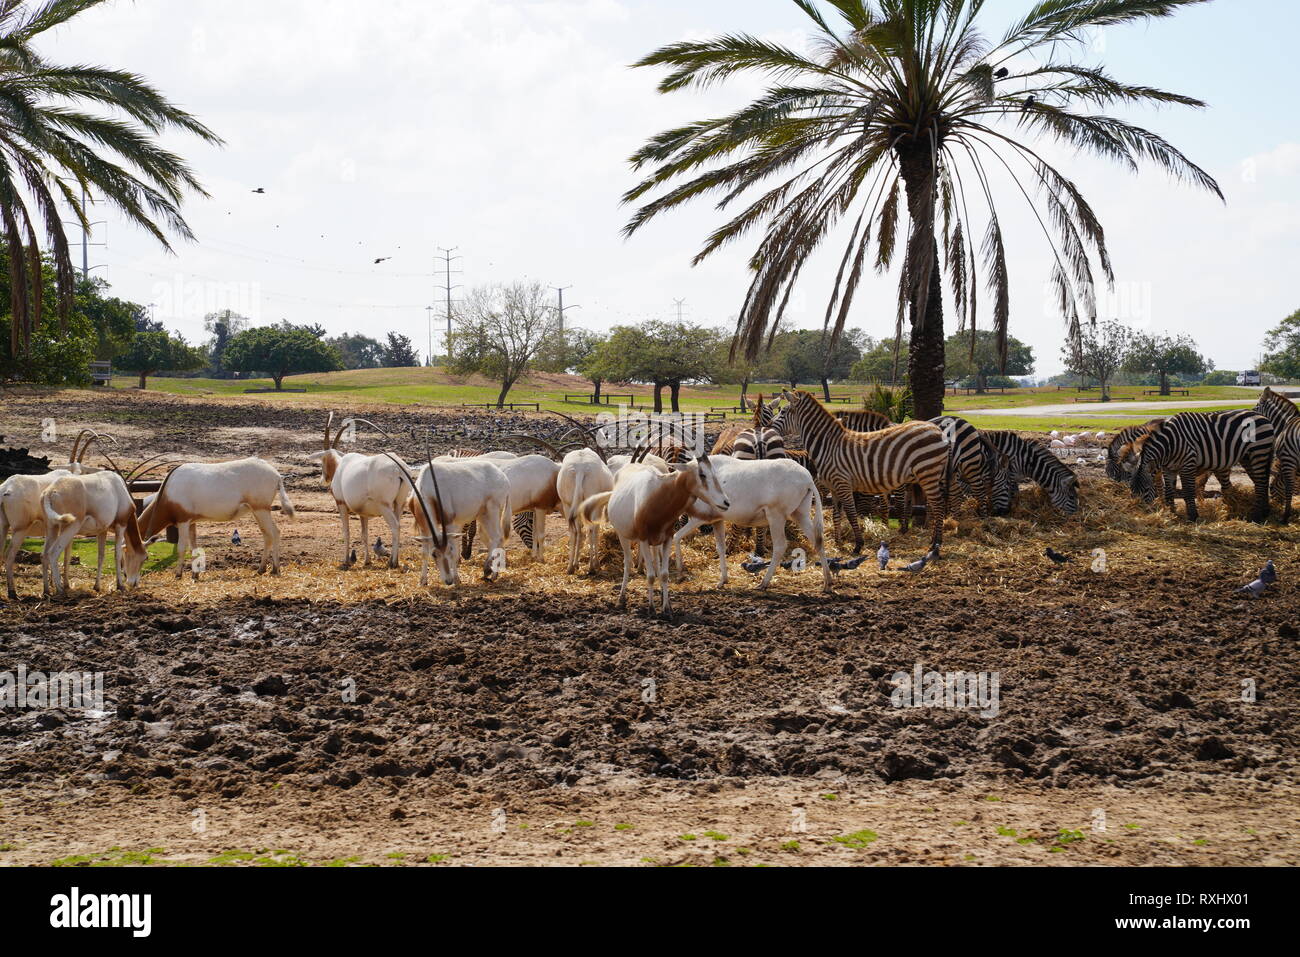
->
37 0 1300 377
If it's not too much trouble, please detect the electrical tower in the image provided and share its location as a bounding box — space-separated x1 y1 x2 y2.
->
62 186 107 281
672 298 686 322
552 285 580 338
435 247 462 361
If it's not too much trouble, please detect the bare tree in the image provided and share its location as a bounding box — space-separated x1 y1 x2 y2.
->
449 281 558 407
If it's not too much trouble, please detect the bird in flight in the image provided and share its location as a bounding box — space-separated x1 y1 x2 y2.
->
374 257 391 264
251 187 265 194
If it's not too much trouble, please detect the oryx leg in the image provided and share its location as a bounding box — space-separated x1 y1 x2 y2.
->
252 509 281 574
792 488 833 592
758 509 788 591
616 536 633 609
94 532 106 592
337 504 351 568
359 515 371 565
381 505 401 568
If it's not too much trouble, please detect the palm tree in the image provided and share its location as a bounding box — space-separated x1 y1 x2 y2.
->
1 0 221 359
623 0 1221 418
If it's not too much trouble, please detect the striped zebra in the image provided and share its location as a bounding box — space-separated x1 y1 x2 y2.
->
1254 388 1300 522
1130 411 1274 522
776 389 951 552
982 431 1080 514
930 416 1007 517
1105 418 1229 497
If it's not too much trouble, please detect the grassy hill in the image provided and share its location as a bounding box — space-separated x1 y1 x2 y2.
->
103 368 1262 429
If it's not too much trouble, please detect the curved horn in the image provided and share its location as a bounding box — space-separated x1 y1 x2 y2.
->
69 429 89 463
124 453 172 485
423 432 449 550
324 412 335 450
497 433 564 460
74 429 119 464
330 413 352 449
337 417 397 446
384 452 440 551
545 410 608 461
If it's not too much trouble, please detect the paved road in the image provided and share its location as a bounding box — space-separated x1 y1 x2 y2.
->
961 398 1259 417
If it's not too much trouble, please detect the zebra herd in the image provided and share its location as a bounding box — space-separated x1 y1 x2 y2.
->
706 387 1300 554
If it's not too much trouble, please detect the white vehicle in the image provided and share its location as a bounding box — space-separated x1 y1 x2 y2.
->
1237 370 1262 387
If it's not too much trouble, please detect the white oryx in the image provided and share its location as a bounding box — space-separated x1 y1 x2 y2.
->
579 451 729 616
2 469 70 599
672 456 832 593
308 414 411 569
39 470 148 598
492 454 561 561
138 458 295 579
391 452 512 588
557 448 614 574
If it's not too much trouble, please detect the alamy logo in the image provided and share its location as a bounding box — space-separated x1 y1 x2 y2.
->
890 663 1000 718
0 666 104 710
49 887 151 937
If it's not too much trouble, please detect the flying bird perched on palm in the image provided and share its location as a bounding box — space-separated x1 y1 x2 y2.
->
622 0 1221 419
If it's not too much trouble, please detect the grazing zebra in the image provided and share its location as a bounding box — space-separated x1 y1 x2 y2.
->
929 415 1005 517
1105 418 1228 497
1254 388 1300 522
776 389 951 552
1130 411 1274 522
983 431 1080 514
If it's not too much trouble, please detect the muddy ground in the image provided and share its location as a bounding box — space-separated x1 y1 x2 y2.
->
1 388 1298 866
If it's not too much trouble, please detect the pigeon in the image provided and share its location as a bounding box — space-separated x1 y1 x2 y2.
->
1260 560 1277 585
901 549 937 573
230 529 242 546
994 67 1009 79
251 187 265 194
374 537 390 560
828 555 869 573
349 547 357 565
1045 547 1072 564
877 542 890 570
741 555 769 574
1238 578 1267 598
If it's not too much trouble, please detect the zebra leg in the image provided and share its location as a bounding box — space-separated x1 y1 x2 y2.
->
923 478 946 550
833 480 864 555
1282 462 1295 524
461 520 477 560
1161 472 1178 512
1248 455 1272 524
898 487 912 534
1180 467 1199 521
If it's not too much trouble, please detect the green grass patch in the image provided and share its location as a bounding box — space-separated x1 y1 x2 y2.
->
19 537 176 576
831 829 879 849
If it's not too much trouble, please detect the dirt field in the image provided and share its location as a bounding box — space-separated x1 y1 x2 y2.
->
1 388 1298 866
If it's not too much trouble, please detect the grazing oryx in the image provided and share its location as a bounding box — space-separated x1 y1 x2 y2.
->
393 452 512 588
557 448 614 574
493 454 562 560
2 469 70 599
40 470 148 598
308 414 411 568
673 456 832 593
138 458 296 578
579 451 730 616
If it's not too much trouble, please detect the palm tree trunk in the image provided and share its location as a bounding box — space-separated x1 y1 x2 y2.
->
898 142 946 420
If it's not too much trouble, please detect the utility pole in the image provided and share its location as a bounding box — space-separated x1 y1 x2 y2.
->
425 305 436 367
552 285 580 338
436 246 462 360
62 186 107 281
672 298 686 322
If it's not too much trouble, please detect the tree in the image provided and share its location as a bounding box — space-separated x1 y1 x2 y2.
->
850 336 909 387
381 332 420 368
448 281 557 407
76 277 141 362
761 328 864 399
326 332 385 370
598 321 723 412
567 329 610 402
224 325 343 390
945 331 1034 393
1261 309 1300 382
1062 320 1131 402
203 310 251 377
1 0 221 363
623 1 1221 420
1124 332 1206 395
117 330 205 389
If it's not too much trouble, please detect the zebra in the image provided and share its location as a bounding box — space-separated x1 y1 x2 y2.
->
1254 388 1300 522
1129 411 1274 522
929 415 1007 517
1105 418 1229 497
982 431 1080 514
775 389 951 553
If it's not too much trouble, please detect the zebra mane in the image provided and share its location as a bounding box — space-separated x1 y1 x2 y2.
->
1256 388 1299 425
